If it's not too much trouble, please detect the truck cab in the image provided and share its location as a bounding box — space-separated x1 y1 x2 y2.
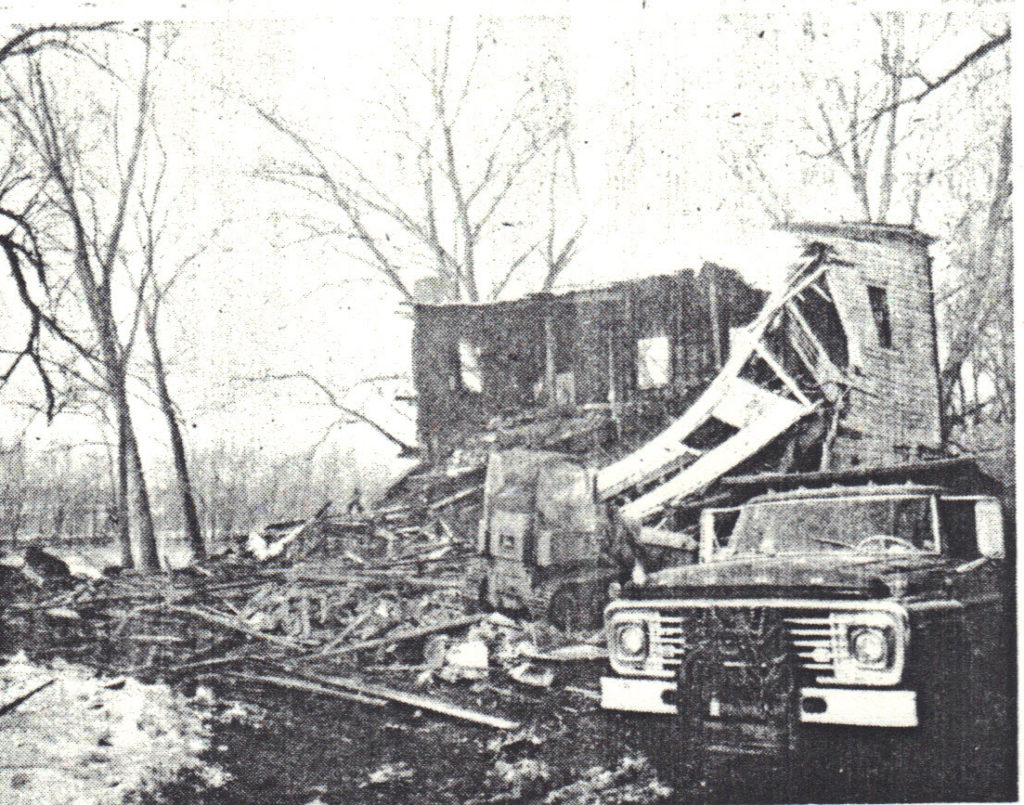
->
601 483 1011 762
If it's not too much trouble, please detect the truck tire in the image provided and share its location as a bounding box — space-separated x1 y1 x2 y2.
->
546 586 588 632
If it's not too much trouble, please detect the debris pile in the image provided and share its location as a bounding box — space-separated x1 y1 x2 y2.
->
469 753 672 805
0 519 606 737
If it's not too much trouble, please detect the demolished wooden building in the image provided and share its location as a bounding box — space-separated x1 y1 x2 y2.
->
599 221 946 534
409 221 946 544
411 264 765 463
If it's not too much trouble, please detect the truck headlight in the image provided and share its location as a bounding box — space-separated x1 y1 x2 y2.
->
607 610 658 674
830 610 906 686
850 626 889 666
616 622 648 657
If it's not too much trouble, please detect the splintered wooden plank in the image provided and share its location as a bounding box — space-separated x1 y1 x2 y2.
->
300 671 521 730
624 395 814 524
597 435 705 501
710 376 799 430
0 678 54 718
308 613 486 659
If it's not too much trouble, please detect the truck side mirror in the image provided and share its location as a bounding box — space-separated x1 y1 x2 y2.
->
975 499 1005 558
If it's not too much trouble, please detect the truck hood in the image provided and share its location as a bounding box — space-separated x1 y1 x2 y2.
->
636 552 955 599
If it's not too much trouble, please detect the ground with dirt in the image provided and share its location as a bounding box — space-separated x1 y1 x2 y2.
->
0 653 226 805
0 539 1014 804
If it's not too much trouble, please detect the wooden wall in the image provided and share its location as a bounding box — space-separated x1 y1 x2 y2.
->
412 267 765 463
797 226 943 467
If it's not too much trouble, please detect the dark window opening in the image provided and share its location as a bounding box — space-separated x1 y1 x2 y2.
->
866 285 893 349
793 284 848 367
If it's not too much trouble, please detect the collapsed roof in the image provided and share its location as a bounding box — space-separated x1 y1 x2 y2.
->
409 221 945 539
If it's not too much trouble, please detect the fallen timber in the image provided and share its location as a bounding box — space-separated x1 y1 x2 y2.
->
290 670 521 730
302 612 486 659
0 677 55 718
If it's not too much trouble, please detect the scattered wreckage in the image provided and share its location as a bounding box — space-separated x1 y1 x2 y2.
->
415 222 956 629
410 220 1013 787
0 221 1011 798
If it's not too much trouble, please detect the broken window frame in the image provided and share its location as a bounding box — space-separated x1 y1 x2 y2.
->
637 334 672 390
866 285 894 350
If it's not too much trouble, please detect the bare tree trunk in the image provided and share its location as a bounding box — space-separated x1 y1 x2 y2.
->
876 13 904 223
112 367 160 571
116 424 132 567
146 311 204 559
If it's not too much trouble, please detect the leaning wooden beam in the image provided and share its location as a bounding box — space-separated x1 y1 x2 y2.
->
783 299 856 390
622 395 815 523
750 341 813 407
427 484 483 511
305 613 486 659
0 678 54 718
223 671 388 708
299 671 520 730
598 248 830 501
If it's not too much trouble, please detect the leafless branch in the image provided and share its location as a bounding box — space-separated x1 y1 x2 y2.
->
236 372 415 452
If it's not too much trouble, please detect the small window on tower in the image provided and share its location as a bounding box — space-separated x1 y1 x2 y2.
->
459 340 482 393
637 335 671 389
866 285 893 349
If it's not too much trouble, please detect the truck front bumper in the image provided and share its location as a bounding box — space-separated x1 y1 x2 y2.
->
600 677 918 727
600 677 677 714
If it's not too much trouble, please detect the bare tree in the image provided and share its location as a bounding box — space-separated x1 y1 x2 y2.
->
255 20 582 304
939 114 1012 428
235 372 416 455
0 24 162 569
726 16 1010 227
134 161 209 560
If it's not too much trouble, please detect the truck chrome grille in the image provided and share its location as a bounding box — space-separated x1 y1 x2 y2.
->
783 614 835 679
645 608 836 683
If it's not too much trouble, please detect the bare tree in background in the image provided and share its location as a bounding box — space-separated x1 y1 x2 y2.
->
134 145 209 560
0 24 162 569
255 19 582 304
939 115 1012 431
725 16 1009 227
234 372 416 457
0 23 119 418
800 13 919 223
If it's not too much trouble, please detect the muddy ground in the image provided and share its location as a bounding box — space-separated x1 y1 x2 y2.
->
1 543 1014 804
123 660 1014 805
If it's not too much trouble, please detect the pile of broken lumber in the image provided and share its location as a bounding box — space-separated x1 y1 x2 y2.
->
1 536 605 733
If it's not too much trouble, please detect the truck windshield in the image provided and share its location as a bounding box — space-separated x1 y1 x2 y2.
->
714 495 937 559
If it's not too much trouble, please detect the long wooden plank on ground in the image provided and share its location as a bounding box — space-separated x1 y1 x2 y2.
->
306 613 486 659
223 672 388 708
165 605 306 650
623 394 814 524
300 671 520 730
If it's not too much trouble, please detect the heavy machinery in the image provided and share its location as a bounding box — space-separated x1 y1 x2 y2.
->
473 448 621 630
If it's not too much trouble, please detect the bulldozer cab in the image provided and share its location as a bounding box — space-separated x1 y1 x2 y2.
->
478 448 603 569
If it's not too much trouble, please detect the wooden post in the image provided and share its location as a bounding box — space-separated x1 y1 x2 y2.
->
606 329 617 407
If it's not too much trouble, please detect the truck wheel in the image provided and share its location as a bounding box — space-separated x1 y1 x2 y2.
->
547 587 585 632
